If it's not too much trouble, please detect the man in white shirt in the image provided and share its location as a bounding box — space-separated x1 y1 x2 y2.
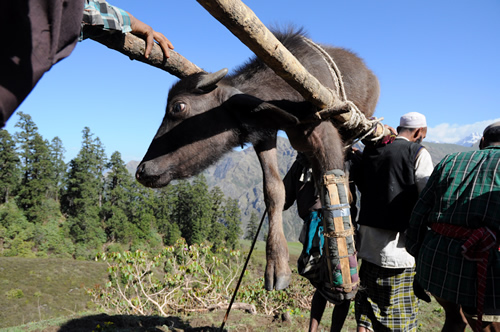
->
354 112 434 332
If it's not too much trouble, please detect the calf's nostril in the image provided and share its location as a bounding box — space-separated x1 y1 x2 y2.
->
136 164 145 179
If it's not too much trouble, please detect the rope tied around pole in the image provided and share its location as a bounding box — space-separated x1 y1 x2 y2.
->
301 37 385 147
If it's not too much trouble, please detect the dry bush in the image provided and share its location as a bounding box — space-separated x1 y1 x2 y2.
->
88 239 315 317
87 239 243 316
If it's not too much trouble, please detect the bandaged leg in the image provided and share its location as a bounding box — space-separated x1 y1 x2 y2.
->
319 169 359 300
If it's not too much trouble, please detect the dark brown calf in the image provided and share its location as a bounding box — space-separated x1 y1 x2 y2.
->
136 29 379 291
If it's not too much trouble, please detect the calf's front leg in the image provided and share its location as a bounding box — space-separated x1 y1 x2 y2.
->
255 140 291 291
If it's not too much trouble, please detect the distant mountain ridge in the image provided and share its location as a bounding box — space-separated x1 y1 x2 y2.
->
126 138 474 241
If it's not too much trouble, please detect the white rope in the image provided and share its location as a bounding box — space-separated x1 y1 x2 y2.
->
300 37 385 145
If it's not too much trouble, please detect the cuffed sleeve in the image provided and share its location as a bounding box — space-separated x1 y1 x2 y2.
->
81 0 132 40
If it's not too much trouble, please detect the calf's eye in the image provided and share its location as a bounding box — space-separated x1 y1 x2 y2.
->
172 102 186 114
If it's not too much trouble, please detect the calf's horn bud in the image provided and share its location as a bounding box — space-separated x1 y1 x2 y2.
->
196 68 229 89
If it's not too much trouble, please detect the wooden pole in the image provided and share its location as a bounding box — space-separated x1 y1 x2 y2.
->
196 0 388 139
197 0 337 109
91 33 205 78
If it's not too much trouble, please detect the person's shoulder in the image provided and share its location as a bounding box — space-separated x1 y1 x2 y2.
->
484 146 500 153
396 138 423 157
394 137 420 148
438 149 486 166
453 148 498 159
481 147 500 163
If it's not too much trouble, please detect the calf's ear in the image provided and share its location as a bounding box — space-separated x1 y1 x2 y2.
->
225 94 300 128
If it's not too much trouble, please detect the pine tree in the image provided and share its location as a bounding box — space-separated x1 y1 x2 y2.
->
128 182 160 248
208 186 226 251
171 180 195 244
168 176 213 245
224 197 242 249
0 201 35 256
101 151 135 242
61 127 107 253
48 136 66 202
163 222 182 246
245 211 260 241
155 186 178 245
189 174 212 244
14 112 37 177
14 112 39 216
0 129 20 203
14 113 57 223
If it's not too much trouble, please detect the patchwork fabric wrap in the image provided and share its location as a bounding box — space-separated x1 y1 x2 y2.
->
297 169 359 303
319 169 359 301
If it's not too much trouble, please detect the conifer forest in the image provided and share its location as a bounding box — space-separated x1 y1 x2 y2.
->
0 112 244 259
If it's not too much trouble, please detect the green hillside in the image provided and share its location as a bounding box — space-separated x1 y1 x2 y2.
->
423 141 474 165
0 246 471 331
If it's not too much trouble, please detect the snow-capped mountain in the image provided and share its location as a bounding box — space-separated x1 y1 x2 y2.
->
455 132 481 147
426 132 481 147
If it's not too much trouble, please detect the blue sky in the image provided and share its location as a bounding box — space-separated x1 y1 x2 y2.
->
4 0 500 162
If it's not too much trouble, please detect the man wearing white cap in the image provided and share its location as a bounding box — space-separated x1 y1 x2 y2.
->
354 112 434 332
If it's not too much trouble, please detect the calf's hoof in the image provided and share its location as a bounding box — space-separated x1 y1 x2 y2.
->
264 265 292 291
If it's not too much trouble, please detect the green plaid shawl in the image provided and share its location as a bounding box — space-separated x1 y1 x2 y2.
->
406 146 500 307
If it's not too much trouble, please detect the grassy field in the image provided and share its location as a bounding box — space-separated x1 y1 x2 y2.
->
0 242 472 331
0 257 108 328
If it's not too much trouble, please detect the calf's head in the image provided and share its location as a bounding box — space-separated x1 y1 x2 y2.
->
136 69 236 187
136 68 300 188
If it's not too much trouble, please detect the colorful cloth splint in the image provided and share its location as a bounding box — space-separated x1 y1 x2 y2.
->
318 169 359 301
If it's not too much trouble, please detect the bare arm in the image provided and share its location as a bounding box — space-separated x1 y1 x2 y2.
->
127 11 174 59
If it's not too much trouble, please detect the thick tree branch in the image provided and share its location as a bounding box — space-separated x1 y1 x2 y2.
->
91 33 205 78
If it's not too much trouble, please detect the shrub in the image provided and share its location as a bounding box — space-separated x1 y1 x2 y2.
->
88 239 316 317
106 243 126 254
87 238 243 316
237 271 314 315
5 288 24 299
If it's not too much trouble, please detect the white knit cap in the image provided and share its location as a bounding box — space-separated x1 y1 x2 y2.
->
399 112 427 128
